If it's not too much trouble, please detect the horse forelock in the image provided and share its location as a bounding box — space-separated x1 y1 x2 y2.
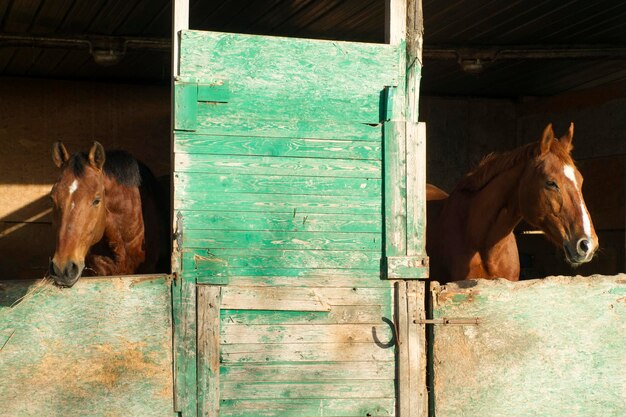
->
63 150 141 188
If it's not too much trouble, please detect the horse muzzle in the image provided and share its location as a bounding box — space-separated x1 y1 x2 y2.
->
49 259 85 287
563 237 597 266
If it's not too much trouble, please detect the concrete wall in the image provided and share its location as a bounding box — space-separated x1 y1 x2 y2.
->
0 77 170 279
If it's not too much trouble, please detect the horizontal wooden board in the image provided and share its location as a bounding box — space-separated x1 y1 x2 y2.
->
221 324 394 345
219 274 389 288
179 210 382 234
190 117 383 141
183 249 381 275
174 172 381 197
220 305 390 326
174 153 381 178
189 268 382 282
0 276 172 416
218 286 392 311
221 361 395 382
433 275 626 417
221 379 395 400
221 342 395 363
219 398 395 417
174 133 381 160
175 191 381 214
184 230 381 251
190 93 383 125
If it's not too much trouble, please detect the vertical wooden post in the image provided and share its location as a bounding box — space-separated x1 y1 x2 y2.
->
388 1 428 417
197 285 221 417
385 0 428 279
172 1 192 415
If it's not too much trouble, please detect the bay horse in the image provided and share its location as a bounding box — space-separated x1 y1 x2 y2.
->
49 141 168 287
426 123 598 283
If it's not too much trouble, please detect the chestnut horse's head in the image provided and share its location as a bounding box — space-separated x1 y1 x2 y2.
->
49 142 107 287
519 123 598 266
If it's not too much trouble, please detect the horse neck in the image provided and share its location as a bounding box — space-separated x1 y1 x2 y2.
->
464 162 526 250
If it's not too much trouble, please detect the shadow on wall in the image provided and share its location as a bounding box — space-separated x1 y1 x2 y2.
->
0 196 54 280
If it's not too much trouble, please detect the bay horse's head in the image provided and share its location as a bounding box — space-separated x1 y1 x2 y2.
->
519 123 598 266
49 142 107 287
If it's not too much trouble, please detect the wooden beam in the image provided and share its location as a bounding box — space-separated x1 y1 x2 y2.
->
172 0 189 77
198 285 221 417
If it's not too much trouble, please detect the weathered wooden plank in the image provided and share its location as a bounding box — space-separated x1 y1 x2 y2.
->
432 275 626 417
183 249 381 275
198 285 221 417
174 133 382 160
0 276 172 417
406 280 427 416
395 281 410 417
174 153 381 178
179 30 400 111
383 119 407 258
221 305 389 325
221 324 393 345
219 398 395 417
406 122 427 258
222 361 395 382
186 90 384 125
220 274 389 288
189 268 381 282
174 277 197 417
190 117 383 141
179 210 382 234
219 286 393 311
174 172 381 197
175 191 381 214
221 342 395 363
184 229 381 251
221 379 395 400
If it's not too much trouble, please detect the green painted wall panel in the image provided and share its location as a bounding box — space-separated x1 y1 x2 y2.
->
174 153 381 178
219 398 395 417
175 133 381 160
174 173 381 198
0 276 172 417
179 31 400 124
184 229 381 251
432 275 626 417
178 211 381 234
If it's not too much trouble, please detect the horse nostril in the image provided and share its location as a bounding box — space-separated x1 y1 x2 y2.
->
577 239 590 255
66 261 79 278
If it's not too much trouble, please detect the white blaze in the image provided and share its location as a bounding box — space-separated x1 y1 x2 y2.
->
69 180 78 195
563 165 592 238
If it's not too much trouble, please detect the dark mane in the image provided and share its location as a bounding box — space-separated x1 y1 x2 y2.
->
456 139 574 193
67 150 142 187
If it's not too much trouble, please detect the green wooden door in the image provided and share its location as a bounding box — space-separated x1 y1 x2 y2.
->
172 30 404 416
431 275 626 417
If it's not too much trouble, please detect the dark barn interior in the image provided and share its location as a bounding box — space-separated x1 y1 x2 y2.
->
1 0 624 279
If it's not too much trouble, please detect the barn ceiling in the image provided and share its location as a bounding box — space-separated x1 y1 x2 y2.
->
1 0 626 97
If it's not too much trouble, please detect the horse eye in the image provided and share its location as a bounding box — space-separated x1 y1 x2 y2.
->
546 180 559 190
93 197 101 206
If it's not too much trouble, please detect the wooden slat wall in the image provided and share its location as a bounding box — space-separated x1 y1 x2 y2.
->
173 30 402 416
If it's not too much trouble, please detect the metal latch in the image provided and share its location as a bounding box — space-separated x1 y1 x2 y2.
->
417 317 479 325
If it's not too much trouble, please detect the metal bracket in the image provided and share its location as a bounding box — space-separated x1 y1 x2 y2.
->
417 317 479 325
174 211 184 249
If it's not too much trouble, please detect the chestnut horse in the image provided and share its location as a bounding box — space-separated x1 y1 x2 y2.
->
49 141 168 287
426 123 598 283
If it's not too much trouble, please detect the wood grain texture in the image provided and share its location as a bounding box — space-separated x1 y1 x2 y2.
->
0 276 172 416
432 275 626 417
175 133 382 160
219 398 395 417
198 285 221 417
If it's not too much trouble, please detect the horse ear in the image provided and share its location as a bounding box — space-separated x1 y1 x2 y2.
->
558 122 574 153
88 141 106 171
52 141 70 168
540 123 555 155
